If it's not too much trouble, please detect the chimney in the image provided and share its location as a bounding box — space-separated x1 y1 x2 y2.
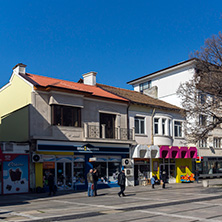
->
12 63 27 75
82 71 97 86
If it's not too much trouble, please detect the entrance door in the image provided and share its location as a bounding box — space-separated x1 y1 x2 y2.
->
56 162 73 190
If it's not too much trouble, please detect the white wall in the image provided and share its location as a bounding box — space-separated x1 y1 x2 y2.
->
132 64 195 108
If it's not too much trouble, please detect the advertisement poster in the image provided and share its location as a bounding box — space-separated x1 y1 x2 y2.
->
3 154 29 194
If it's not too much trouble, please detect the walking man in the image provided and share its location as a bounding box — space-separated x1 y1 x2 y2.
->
195 169 200 183
87 169 94 197
93 168 99 196
48 172 56 196
161 170 167 189
118 168 126 197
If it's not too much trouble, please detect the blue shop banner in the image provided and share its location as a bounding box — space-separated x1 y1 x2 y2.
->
3 154 29 194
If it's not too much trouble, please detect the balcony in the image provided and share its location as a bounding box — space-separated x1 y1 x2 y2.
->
84 123 134 141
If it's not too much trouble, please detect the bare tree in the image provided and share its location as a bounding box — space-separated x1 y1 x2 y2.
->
177 32 222 144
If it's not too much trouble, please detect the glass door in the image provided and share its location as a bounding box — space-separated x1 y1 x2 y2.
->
56 162 73 190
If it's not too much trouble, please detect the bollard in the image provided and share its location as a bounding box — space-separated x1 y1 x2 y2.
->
202 180 209 187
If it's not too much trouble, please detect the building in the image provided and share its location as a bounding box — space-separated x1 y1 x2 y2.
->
127 59 222 178
0 64 133 193
98 84 197 184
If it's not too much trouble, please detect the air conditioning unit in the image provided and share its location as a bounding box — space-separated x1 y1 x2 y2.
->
32 154 43 163
125 168 134 177
122 158 132 167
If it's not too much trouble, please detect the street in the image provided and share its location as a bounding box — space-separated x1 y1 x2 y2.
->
1 180 222 222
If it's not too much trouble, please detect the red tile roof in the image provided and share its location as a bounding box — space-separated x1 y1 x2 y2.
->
19 73 128 102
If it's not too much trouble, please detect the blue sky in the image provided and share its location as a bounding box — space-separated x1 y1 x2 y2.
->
0 0 221 89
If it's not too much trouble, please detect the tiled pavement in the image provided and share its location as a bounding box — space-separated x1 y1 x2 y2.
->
1 179 222 222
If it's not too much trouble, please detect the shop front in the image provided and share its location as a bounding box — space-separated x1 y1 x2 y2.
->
158 146 197 183
35 140 129 191
132 145 159 185
132 145 197 185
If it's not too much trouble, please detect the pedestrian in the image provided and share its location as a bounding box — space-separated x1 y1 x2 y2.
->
161 170 167 189
151 175 155 189
48 172 56 196
195 169 200 183
93 168 99 196
118 168 126 197
87 169 94 197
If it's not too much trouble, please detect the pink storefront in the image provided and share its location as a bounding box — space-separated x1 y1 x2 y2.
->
153 146 197 183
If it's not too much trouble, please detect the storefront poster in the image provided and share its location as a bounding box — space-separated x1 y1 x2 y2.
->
3 154 29 194
153 161 158 171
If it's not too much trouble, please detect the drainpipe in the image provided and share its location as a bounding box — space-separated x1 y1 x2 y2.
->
150 108 156 178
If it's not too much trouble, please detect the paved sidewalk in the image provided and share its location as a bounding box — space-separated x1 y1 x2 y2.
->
1 179 222 222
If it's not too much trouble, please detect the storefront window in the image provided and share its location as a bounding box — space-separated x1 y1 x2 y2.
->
108 162 120 182
73 161 85 184
93 162 107 182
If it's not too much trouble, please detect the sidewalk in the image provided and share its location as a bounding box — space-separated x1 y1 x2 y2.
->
0 179 211 207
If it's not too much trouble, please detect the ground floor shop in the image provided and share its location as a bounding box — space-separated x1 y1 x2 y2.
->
132 145 197 184
195 156 222 178
34 140 129 191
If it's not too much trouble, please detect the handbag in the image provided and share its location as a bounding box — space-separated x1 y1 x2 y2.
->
91 184 94 190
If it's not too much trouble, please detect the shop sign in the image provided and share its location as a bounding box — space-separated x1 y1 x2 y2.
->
3 154 29 194
43 162 55 169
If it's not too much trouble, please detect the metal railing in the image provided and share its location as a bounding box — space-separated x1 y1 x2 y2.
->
85 124 134 140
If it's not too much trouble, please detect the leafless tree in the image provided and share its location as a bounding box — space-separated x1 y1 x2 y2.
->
177 32 222 144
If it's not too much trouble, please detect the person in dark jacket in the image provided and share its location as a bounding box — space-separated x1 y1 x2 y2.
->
161 170 167 189
48 172 56 196
93 168 99 196
195 169 200 183
118 168 126 197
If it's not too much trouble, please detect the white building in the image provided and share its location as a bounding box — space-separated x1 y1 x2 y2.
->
128 59 222 178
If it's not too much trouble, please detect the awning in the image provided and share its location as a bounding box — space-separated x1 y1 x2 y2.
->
170 146 180 158
149 145 160 158
132 145 160 159
160 146 170 158
132 144 150 158
179 147 189 158
188 147 197 158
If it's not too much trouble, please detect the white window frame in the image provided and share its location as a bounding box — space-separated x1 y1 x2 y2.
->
213 137 222 148
154 118 159 135
135 116 145 135
162 118 166 135
199 138 207 148
174 121 182 138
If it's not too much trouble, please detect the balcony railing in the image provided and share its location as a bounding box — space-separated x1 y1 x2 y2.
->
84 123 134 141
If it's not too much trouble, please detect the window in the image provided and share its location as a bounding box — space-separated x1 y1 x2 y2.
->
174 121 182 137
52 105 81 127
198 92 206 104
214 138 222 148
168 119 172 136
139 81 151 92
199 138 207 148
135 117 145 134
199 114 207 126
100 113 116 138
162 119 166 135
154 118 159 134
